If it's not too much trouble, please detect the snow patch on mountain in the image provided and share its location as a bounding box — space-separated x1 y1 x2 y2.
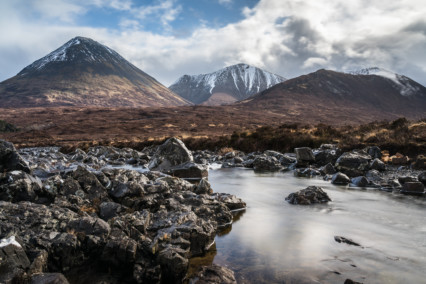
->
348 67 421 96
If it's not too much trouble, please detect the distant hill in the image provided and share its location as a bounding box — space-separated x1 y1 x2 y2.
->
0 36 189 108
169 63 286 105
239 68 426 122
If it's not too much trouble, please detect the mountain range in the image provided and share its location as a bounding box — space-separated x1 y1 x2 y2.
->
0 37 188 108
169 63 286 105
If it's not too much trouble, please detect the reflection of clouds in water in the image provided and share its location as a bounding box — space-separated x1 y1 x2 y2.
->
208 168 426 283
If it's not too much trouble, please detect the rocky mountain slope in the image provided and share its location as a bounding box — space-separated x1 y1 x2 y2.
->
0 37 189 108
240 68 426 121
169 63 286 105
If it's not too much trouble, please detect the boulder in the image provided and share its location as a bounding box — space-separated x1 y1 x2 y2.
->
169 162 208 179
72 166 109 202
398 176 418 185
195 178 213 195
412 155 426 170
401 182 425 195
335 151 371 177
0 171 43 203
99 202 124 221
192 264 237 284
370 158 386 171
351 176 369 187
314 145 341 166
148 138 193 171
366 146 382 159
293 168 321 178
0 236 31 283
253 156 282 172
319 163 336 175
0 140 31 173
331 172 351 185
295 147 315 166
390 153 409 165
285 186 331 205
418 172 426 186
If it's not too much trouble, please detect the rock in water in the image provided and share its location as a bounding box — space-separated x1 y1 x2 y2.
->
285 186 331 205
401 182 425 195
295 147 315 166
192 264 237 284
0 140 31 173
334 236 361 247
335 151 371 177
148 138 193 171
331 172 351 185
351 176 369 187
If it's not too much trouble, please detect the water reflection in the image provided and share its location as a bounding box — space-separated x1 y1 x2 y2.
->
202 168 426 284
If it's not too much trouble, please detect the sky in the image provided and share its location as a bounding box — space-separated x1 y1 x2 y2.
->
1 0 426 86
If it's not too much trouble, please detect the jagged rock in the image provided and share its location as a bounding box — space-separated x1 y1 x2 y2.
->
285 186 331 205
319 163 336 175
370 158 386 171
0 236 31 283
212 193 246 211
295 147 315 166
157 246 188 283
168 162 208 179
0 170 43 203
192 264 237 284
99 202 124 221
351 176 369 187
31 273 70 284
253 156 282 172
331 172 351 185
314 145 341 166
68 216 111 238
401 182 425 195
102 236 138 266
335 151 371 177
0 140 31 173
418 172 426 186
71 166 109 202
148 138 193 171
293 168 321 177
70 148 88 162
334 236 361 246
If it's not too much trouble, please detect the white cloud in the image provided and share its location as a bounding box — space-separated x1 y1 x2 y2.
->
1 0 426 88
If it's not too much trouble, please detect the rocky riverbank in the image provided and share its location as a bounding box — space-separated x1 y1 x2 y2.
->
1 137 424 283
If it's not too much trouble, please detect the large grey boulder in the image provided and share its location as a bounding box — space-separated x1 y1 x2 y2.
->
148 138 193 171
295 147 315 166
335 151 372 177
0 140 30 173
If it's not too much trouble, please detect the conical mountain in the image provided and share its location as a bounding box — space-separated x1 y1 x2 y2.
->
0 37 189 108
240 68 426 122
169 63 286 105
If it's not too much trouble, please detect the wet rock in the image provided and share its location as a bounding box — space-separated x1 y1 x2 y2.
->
31 273 70 284
418 172 426 186
71 166 109 202
212 193 246 211
293 168 321 177
331 172 351 185
157 246 188 283
285 186 331 205
351 176 369 187
334 236 361 246
168 162 208 179
0 236 31 283
335 151 371 177
99 202 125 221
314 144 341 166
253 156 282 172
295 147 315 166
192 264 237 284
0 140 31 173
412 155 426 170
370 158 386 171
319 163 336 175
148 138 193 171
344 279 363 284
0 170 43 203
401 182 425 195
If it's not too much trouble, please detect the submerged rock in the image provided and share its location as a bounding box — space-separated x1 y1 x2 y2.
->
285 186 331 205
334 236 361 247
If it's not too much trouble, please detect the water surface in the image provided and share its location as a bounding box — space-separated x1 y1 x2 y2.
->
205 168 426 283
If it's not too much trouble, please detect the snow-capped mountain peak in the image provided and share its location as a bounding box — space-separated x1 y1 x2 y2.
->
348 67 421 96
18 36 126 76
170 63 286 105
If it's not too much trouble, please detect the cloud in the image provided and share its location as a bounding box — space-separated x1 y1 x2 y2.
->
218 0 233 7
1 0 426 88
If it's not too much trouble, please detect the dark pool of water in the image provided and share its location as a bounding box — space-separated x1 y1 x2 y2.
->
199 167 426 284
